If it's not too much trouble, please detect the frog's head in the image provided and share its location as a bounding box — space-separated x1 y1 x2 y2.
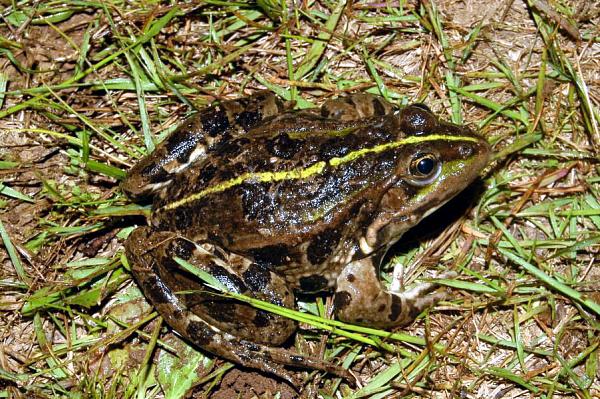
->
362 104 491 253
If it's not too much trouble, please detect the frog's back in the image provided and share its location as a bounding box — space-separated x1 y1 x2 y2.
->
152 114 399 251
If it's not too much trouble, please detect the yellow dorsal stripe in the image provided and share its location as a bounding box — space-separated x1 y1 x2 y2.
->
161 134 479 211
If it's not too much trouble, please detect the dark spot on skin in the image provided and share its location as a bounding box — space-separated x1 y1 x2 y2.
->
172 239 195 260
206 232 222 245
237 137 251 146
209 263 247 294
265 133 301 159
160 238 195 272
369 124 396 142
161 254 180 272
186 319 216 345
253 310 271 327
389 294 403 322
197 164 217 187
241 184 275 222
217 168 235 182
242 263 272 291
144 275 173 305
235 110 261 131
164 128 200 164
245 341 261 352
372 97 386 115
173 205 193 230
319 138 351 158
346 273 355 283
250 244 291 268
333 290 352 310
299 275 329 293
142 163 170 184
203 302 238 323
289 355 305 364
306 228 341 265
200 107 231 137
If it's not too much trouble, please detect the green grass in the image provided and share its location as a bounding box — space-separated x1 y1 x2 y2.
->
0 1 598 398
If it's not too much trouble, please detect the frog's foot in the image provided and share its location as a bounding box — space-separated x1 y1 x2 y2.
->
125 227 352 383
334 258 455 328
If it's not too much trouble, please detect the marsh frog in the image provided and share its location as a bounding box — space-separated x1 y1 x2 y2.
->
123 92 490 382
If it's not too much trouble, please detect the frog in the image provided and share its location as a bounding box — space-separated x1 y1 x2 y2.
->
123 91 491 383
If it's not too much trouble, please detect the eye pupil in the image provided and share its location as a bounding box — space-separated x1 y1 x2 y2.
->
417 157 435 175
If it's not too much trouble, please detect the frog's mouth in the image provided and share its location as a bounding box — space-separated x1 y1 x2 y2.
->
362 141 491 253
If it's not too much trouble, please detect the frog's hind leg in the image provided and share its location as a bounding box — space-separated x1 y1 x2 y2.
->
125 227 352 383
334 257 454 328
122 92 286 199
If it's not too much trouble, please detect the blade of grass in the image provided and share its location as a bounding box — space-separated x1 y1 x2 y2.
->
295 1 346 79
0 72 7 109
487 366 540 393
452 86 532 126
422 0 463 123
0 219 30 285
513 306 526 372
125 52 154 153
0 182 34 202
499 248 600 316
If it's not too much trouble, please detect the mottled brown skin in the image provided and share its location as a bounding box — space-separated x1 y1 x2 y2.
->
123 92 491 383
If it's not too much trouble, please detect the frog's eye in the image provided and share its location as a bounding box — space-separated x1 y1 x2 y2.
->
407 153 441 186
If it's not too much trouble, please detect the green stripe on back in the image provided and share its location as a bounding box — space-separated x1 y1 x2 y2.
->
161 134 479 211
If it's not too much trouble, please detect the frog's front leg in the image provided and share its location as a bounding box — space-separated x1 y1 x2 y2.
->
125 227 351 383
334 256 454 328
